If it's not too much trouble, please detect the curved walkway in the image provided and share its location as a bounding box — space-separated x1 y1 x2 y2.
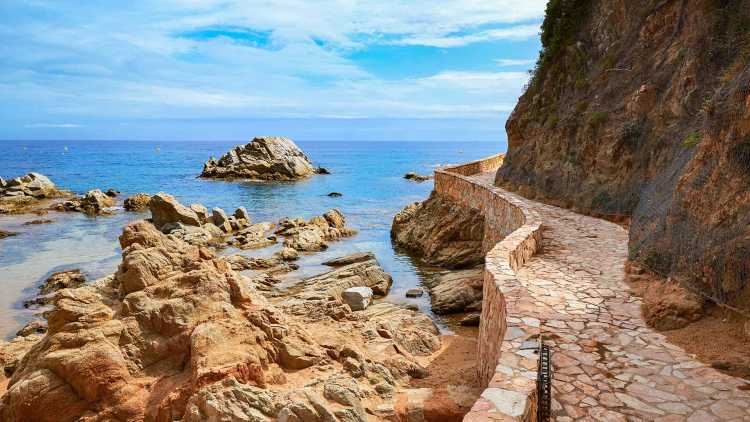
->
468 171 750 421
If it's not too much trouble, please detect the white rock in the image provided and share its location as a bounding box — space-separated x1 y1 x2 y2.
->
341 287 373 311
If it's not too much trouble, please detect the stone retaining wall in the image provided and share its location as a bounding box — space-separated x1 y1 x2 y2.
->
434 155 544 421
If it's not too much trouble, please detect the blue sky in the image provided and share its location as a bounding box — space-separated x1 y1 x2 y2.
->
0 0 545 141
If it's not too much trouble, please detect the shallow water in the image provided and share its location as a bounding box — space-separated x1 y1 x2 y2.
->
0 140 502 338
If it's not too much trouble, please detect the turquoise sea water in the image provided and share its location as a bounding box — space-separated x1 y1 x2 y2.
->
0 140 501 337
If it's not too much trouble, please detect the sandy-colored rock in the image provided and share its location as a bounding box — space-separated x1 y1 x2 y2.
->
641 280 705 330
201 136 316 180
148 192 200 228
341 287 373 311
280 209 356 252
391 191 484 269
426 268 483 315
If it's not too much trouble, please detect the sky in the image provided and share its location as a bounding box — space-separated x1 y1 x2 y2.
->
0 0 545 142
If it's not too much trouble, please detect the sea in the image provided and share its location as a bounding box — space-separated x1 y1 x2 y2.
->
0 140 502 338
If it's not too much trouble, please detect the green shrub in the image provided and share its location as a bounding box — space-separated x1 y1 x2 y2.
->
682 132 702 148
620 120 643 147
589 111 609 128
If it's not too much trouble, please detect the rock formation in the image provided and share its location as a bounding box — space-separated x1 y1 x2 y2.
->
0 173 57 199
404 172 432 182
123 193 151 211
59 189 116 215
495 0 750 310
201 136 319 181
277 209 357 251
0 220 443 421
0 173 66 214
391 191 484 268
425 268 483 315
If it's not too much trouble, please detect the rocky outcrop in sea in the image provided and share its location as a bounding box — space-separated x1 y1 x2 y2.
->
391 191 484 268
201 136 327 181
0 173 66 214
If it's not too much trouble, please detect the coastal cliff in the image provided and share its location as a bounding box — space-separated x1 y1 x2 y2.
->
496 0 750 309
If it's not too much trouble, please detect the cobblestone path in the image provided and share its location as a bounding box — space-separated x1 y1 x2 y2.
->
471 171 750 421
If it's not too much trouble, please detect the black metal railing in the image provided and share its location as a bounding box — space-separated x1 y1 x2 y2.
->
537 341 552 422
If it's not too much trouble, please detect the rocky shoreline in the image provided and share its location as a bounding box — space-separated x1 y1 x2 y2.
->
0 189 482 421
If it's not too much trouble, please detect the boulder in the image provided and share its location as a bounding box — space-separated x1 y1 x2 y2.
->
104 189 119 197
342 287 373 311
427 268 484 314
24 173 56 197
276 247 299 261
40 269 86 295
79 189 115 215
190 204 210 223
322 252 375 267
641 279 705 330
391 191 485 269
201 136 317 180
0 172 57 200
280 209 356 251
212 207 231 232
234 206 250 221
405 288 424 298
148 193 201 228
123 193 151 211
316 167 331 175
404 172 432 182
327 192 342 197
231 222 276 249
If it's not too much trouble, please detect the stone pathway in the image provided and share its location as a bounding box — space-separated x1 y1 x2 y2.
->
471 171 750 421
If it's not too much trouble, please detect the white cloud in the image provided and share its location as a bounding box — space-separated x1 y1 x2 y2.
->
495 58 536 67
1 0 545 127
393 24 540 48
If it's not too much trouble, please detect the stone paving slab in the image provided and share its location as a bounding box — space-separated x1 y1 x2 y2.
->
469 171 750 421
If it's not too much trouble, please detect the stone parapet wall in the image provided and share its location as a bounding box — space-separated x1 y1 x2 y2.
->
434 155 544 422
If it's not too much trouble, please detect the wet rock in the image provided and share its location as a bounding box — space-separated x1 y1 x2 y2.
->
104 189 119 197
201 136 317 180
316 167 331 175
405 288 424 298
327 192 342 197
404 172 432 182
148 192 201 228
123 193 151 211
23 219 53 225
391 191 484 269
322 252 375 267
426 268 483 315
342 287 373 311
0 230 17 239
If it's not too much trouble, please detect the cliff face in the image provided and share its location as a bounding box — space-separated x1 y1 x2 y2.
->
496 0 750 308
